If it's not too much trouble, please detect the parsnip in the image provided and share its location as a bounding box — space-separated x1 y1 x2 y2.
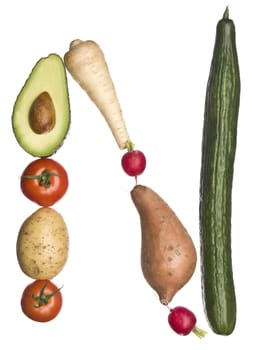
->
64 39 130 149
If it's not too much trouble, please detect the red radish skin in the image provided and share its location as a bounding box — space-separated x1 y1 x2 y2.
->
121 150 146 177
168 306 206 338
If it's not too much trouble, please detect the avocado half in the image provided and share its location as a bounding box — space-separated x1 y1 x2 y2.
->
12 54 70 157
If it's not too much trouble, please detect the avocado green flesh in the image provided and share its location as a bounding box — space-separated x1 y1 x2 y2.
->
12 54 70 157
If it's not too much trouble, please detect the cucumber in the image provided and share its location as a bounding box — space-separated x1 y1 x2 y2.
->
199 7 240 335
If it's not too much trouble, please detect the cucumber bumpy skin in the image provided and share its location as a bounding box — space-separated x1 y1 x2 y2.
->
199 7 240 335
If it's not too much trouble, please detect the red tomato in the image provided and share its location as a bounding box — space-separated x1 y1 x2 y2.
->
21 280 63 322
20 158 68 206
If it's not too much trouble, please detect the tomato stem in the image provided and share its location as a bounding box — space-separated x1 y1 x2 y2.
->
32 280 63 308
22 169 60 188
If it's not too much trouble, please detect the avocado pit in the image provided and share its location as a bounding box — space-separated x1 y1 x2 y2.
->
29 91 56 134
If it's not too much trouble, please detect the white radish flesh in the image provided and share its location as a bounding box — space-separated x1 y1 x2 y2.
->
64 39 130 149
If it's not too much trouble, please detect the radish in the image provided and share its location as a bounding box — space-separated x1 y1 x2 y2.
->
64 39 130 150
168 306 206 338
121 141 146 180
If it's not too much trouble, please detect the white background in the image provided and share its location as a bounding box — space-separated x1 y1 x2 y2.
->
0 0 261 348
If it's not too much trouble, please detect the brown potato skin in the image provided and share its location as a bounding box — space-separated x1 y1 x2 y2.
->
131 185 197 305
16 207 69 280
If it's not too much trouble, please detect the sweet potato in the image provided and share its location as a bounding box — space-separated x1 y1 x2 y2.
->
131 184 197 305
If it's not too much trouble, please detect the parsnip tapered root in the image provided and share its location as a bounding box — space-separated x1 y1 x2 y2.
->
131 185 197 305
64 39 130 149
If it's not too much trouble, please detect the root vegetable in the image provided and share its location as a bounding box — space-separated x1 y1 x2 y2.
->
121 141 146 181
64 39 130 149
168 306 206 338
16 207 69 280
122 149 146 177
131 185 197 305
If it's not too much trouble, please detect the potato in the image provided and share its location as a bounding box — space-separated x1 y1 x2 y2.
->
17 207 69 279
